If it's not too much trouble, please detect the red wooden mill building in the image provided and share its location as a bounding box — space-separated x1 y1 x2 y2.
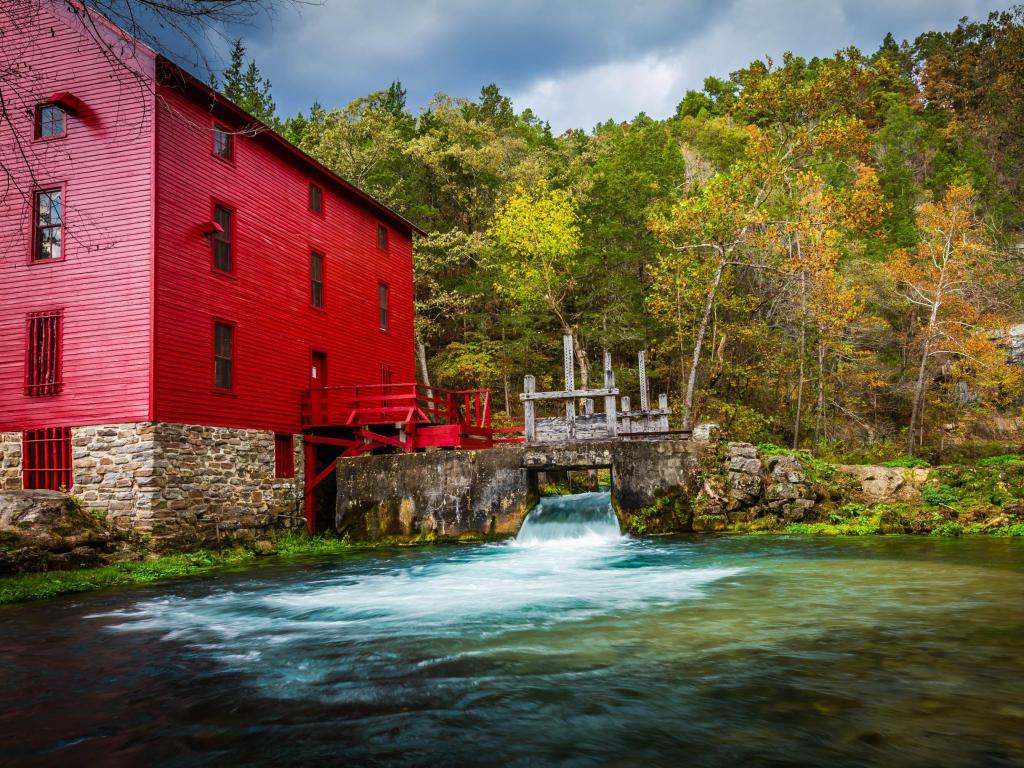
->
0 1 498 543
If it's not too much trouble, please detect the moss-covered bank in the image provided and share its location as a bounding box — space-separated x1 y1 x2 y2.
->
0 533 362 606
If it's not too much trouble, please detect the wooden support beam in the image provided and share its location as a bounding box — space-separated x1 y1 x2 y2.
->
638 350 649 412
604 350 618 438
658 393 669 431
563 334 576 441
523 375 536 443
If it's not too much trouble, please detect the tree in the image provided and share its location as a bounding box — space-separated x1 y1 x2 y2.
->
211 39 277 126
886 185 1016 453
489 183 590 384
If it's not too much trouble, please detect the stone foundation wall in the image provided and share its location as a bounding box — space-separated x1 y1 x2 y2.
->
0 432 21 492
152 423 304 546
68 422 303 547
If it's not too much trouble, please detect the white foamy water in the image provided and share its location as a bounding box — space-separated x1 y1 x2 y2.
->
92 492 742 700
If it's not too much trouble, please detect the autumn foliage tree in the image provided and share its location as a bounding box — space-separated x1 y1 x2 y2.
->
886 185 1019 454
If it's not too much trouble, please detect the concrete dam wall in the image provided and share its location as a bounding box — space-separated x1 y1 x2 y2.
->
335 437 714 541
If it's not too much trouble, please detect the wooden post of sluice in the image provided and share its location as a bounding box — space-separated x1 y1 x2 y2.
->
604 351 618 439
523 375 536 442
658 393 669 432
638 351 649 412
621 396 631 435
583 399 594 416
563 334 576 440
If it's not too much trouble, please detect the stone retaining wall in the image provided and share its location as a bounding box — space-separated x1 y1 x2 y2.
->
0 432 21 492
10 422 303 548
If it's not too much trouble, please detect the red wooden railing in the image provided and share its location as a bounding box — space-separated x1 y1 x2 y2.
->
302 383 492 431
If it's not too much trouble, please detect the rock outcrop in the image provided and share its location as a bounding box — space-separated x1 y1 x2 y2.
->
720 443 817 522
0 490 135 574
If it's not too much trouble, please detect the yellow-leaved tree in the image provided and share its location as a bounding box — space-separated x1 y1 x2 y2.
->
489 183 589 384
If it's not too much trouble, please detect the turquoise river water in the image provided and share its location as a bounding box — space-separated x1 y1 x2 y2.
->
1 491 1023 766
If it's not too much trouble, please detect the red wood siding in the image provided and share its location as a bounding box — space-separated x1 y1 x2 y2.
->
152 84 416 433
0 2 155 431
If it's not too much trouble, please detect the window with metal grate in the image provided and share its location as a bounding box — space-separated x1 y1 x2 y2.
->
25 310 62 397
22 427 72 491
274 433 294 478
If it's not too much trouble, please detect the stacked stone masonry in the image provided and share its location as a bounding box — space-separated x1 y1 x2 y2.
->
0 432 21 492
69 423 303 547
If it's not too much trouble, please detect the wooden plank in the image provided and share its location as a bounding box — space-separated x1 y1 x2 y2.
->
519 388 619 401
658 393 670 431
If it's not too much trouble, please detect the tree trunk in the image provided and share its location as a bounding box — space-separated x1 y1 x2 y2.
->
682 251 726 432
908 302 940 455
813 338 825 455
416 341 432 388
793 269 806 449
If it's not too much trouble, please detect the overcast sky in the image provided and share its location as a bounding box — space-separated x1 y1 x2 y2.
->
213 0 997 132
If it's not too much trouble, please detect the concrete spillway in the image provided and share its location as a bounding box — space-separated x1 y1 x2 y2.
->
334 437 710 542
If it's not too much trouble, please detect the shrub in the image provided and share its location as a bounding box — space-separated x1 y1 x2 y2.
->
882 456 931 469
922 484 959 507
977 454 1024 467
930 522 964 537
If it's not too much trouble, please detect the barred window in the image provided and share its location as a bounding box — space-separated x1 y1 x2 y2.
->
25 310 62 397
22 428 72 491
33 189 62 261
274 433 294 478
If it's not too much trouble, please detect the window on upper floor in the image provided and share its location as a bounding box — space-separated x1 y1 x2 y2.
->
377 223 388 251
34 104 66 140
25 310 62 397
310 251 324 309
378 282 389 331
212 204 233 273
309 183 322 214
213 123 233 161
33 189 62 262
214 322 234 391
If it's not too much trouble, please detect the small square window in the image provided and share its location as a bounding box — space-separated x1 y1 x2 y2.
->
212 204 233 273
377 224 388 250
213 124 233 160
309 183 322 214
34 104 66 139
214 322 234 390
378 282 389 331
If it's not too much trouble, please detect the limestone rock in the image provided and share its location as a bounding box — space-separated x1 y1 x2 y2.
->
836 465 924 504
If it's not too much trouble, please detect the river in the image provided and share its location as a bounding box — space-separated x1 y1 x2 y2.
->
1 491 1022 766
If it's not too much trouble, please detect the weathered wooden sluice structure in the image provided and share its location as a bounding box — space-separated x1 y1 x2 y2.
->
334 336 710 541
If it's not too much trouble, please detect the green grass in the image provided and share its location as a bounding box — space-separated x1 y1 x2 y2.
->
0 532 360 606
0 548 258 605
976 454 1024 467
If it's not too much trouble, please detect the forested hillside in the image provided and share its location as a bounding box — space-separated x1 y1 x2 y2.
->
217 9 1024 458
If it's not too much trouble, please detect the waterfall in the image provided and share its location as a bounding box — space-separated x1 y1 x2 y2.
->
515 491 622 544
